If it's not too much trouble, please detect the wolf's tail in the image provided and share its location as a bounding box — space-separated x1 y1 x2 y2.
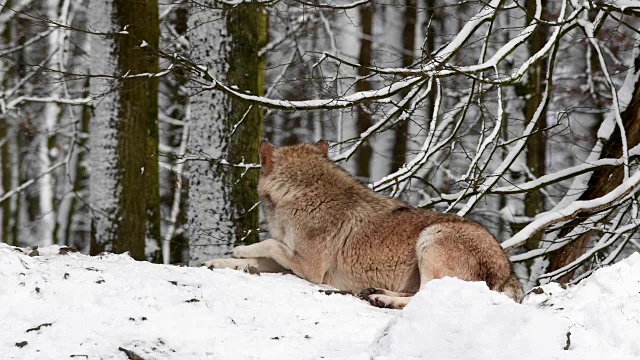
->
498 275 525 303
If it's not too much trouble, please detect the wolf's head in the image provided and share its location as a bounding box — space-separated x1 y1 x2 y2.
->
256 140 331 239
258 140 329 178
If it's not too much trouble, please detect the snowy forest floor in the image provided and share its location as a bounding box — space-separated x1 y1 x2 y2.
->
1 244 640 360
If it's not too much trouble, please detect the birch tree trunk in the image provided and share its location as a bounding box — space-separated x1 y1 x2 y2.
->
186 1 265 265
161 3 190 264
89 0 160 260
40 0 62 246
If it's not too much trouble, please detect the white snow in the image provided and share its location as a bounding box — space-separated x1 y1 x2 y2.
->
372 279 569 360
2 244 640 360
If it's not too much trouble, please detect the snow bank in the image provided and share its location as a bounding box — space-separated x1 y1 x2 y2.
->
1 244 640 360
373 253 640 360
372 279 569 360
0 244 391 359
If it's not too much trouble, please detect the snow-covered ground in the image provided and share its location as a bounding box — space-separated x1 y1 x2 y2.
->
1 244 639 360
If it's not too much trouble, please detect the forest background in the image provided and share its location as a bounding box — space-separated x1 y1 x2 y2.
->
1 0 640 290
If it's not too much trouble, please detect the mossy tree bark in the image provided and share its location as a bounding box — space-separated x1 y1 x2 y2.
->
186 1 266 264
89 0 161 261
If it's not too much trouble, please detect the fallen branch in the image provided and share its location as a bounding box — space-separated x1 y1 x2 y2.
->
26 323 52 333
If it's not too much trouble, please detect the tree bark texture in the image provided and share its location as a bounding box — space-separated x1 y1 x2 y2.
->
186 1 265 265
89 0 160 261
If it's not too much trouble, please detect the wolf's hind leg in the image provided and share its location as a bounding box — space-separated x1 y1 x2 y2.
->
364 293 413 309
359 288 415 298
358 288 415 309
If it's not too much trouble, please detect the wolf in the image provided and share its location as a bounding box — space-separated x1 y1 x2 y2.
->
204 140 524 309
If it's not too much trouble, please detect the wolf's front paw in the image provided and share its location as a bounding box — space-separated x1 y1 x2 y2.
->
202 258 245 270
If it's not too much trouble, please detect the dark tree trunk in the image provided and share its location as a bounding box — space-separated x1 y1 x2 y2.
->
521 0 548 256
355 3 374 178
390 0 417 172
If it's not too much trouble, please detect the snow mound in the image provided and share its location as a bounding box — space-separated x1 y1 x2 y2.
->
372 278 569 360
373 254 640 360
2 244 640 360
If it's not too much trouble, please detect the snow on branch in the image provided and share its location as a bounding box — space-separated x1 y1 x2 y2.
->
333 81 428 162
539 214 640 281
503 171 640 252
602 0 640 13
548 14 640 212
421 146 640 207
0 161 66 204
4 96 91 110
290 0 371 10
203 76 423 110
164 152 261 170
579 15 630 181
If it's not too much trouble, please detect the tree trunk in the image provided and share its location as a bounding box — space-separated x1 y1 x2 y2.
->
186 1 265 265
89 0 160 261
355 3 374 179
144 0 162 263
0 116 8 244
38 0 60 247
521 0 548 255
390 0 417 173
547 54 640 282
0 0 13 245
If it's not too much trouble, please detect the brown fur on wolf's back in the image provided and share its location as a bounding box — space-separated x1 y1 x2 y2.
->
258 143 523 303
336 207 513 294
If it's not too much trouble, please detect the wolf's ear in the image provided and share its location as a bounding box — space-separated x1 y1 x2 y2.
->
315 139 329 157
259 140 274 175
